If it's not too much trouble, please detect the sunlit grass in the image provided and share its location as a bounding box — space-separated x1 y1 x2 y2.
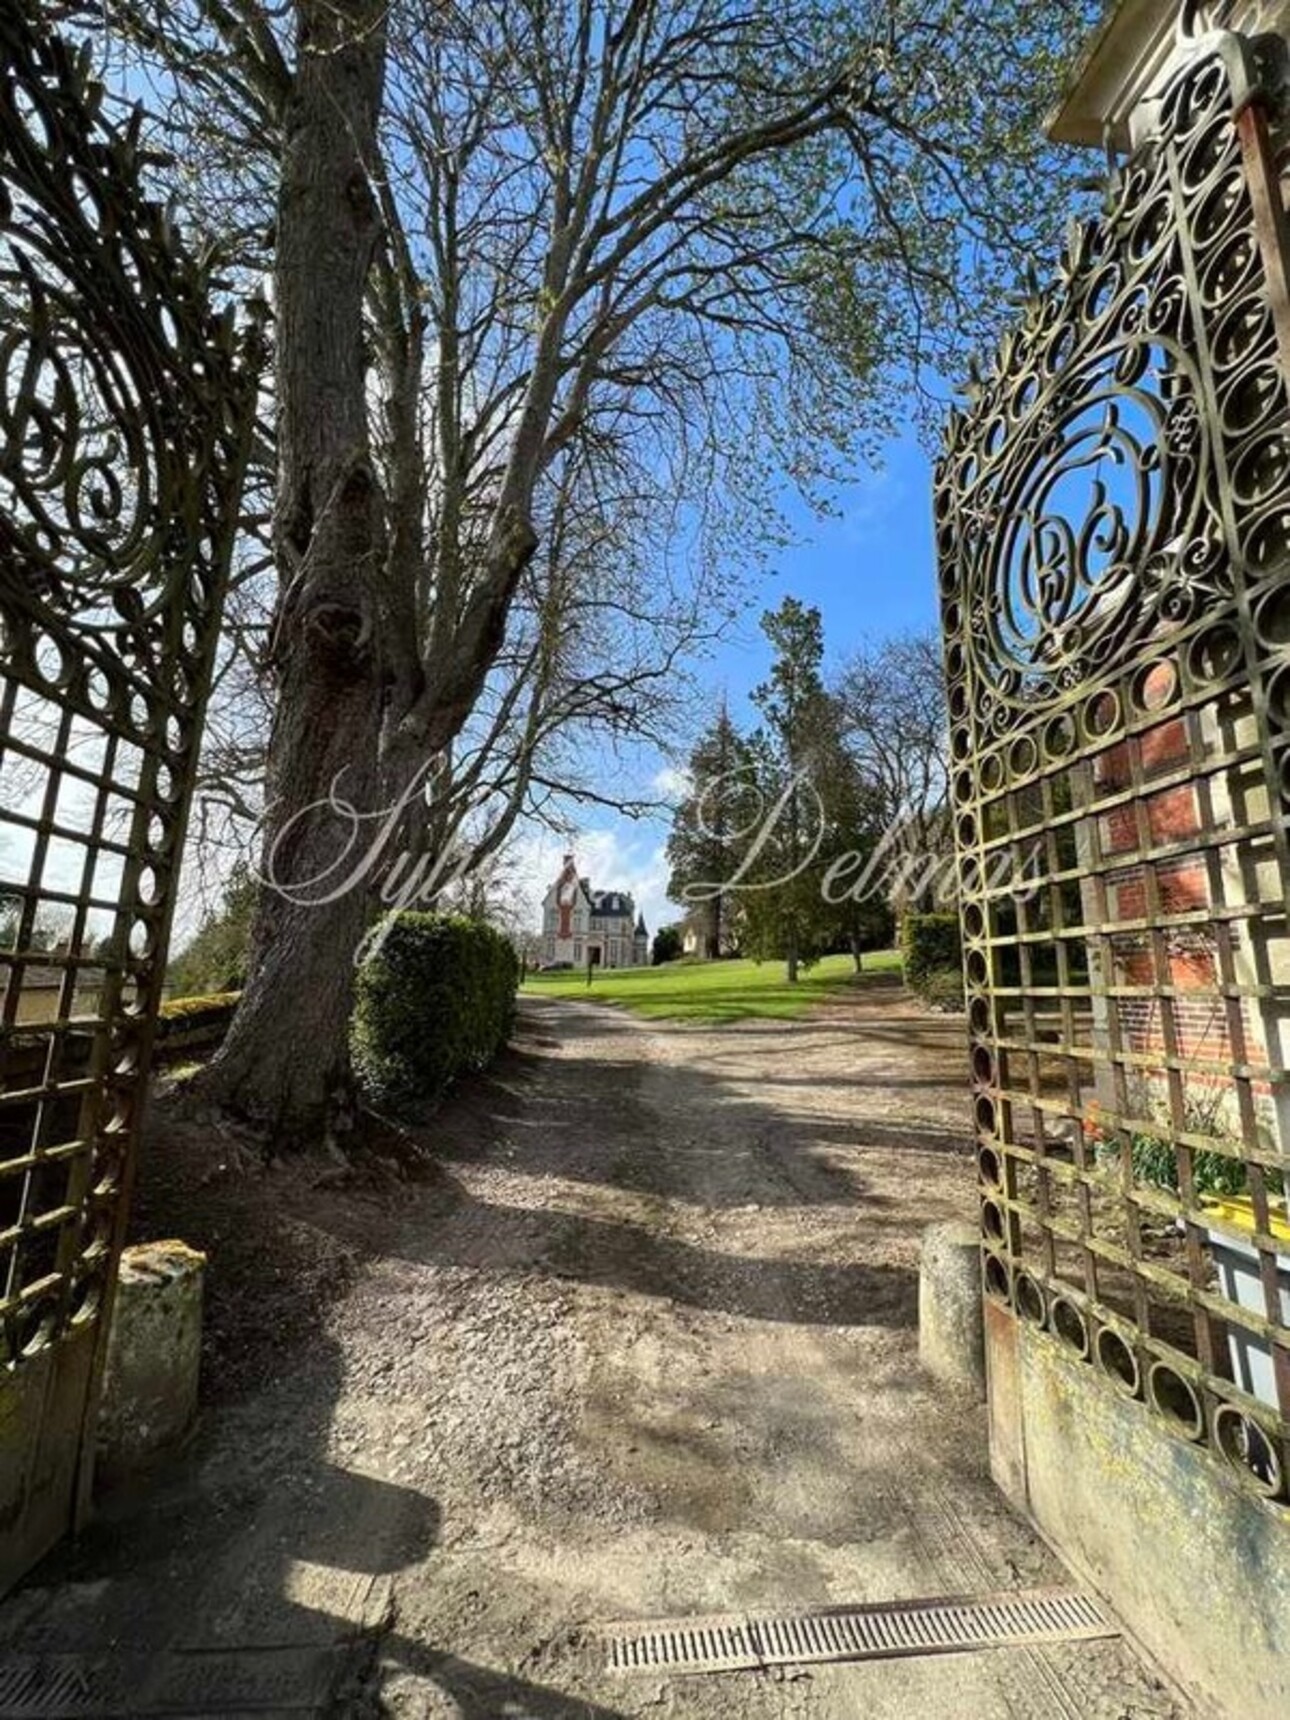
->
521 949 902 1023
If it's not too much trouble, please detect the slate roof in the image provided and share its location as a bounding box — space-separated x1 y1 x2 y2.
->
591 890 634 918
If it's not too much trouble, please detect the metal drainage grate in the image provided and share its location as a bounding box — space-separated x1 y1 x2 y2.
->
0 1645 344 1716
601 1587 1116 1675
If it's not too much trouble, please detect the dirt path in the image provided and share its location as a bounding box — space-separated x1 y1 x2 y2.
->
0 986 1187 1718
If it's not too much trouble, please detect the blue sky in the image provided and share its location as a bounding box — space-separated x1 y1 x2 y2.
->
518 426 941 937
719 430 937 714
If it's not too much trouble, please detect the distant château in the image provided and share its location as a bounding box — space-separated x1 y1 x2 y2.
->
540 853 648 968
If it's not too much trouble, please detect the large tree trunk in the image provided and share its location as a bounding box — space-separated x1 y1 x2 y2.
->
705 896 721 961
197 0 390 1138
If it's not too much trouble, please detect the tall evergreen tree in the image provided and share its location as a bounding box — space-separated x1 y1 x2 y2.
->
811 723 892 970
665 704 756 959
745 599 839 983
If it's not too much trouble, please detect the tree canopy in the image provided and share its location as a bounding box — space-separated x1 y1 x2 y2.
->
87 0 1097 1125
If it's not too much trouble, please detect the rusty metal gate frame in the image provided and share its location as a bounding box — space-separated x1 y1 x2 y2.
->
939 20 1290 1504
0 7 258 1590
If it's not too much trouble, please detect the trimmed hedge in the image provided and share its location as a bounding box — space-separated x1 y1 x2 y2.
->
915 964 965 1012
351 913 519 1109
900 912 964 1006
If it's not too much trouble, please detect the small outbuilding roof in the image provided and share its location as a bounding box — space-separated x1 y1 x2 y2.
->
1046 0 1290 150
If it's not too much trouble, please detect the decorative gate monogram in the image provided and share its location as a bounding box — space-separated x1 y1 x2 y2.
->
0 9 258 1588
940 26 1290 1500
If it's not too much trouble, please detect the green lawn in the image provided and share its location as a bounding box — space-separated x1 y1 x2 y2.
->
521 949 903 1024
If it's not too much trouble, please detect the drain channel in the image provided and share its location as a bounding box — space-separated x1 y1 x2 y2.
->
601 1586 1116 1675
0 1644 344 1716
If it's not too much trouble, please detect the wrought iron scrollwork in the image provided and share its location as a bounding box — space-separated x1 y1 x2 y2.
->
0 0 258 1584
939 68 1268 712
0 10 258 726
939 34 1290 1500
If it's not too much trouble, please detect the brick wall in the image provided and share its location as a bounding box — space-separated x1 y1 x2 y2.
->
1091 712 1249 1082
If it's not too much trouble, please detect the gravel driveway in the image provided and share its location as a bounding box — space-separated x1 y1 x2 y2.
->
0 986 1188 1719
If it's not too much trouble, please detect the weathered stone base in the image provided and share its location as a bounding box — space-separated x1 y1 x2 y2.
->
918 1221 986 1394
986 1301 1290 1719
96 1240 205 1487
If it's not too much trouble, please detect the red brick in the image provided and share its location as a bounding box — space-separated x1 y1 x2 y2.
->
1147 785 1199 844
1104 805 1138 854
1158 859 1208 912
1169 948 1215 991
1140 716 1189 776
1112 870 1146 918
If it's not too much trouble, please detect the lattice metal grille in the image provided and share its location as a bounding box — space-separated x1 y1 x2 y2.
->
938 26 1290 1501
600 1589 1115 1675
0 3 257 1583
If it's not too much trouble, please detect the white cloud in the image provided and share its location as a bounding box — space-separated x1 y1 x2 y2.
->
514 818 674 937
650 764 691 802
840 465 905 543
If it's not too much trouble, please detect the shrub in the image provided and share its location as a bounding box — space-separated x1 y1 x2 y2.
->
1090 1110 1284 1200
919 966 965 1012
1125 1133 1268 1199
901 912 963 1002
1126 1130 1178 1192
351 913 519 1109
652 923 684 965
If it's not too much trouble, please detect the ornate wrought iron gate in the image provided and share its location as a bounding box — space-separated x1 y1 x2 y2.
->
0 11 257 1589
940 23 1290 1502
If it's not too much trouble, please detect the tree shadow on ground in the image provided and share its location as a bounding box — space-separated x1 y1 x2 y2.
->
427 999 964 1216
385 1189 918 1328
746 1068 971 1093
0 1331 438 1715
358 994 947 1328
0 982 967 1715
375 1638 629 1719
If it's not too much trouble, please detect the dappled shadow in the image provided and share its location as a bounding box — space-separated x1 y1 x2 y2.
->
748 1068 972 1094
376 1639 629 1719
364 991 964 1328
0 970 998 1715
425 996 968 1216
386 1188 917 1328
1 1328 439 1712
